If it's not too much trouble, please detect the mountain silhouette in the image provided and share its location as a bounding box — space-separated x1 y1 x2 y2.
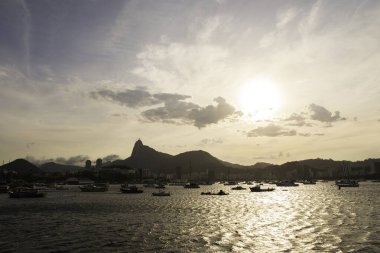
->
108 139 237 174
107 140 380 180
2 141 379 180
40 162 83 173
1 159 43 175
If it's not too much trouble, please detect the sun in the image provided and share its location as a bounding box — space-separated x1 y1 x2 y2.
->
238 79 283 120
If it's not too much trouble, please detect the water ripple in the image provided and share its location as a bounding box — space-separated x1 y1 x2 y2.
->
0 182 379 252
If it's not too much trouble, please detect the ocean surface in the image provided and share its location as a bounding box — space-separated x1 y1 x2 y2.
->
0 182 379 252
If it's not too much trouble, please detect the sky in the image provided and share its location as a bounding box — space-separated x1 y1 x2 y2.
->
0 0 379 166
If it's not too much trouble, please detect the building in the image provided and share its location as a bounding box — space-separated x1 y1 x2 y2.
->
96 159 102 170
85 160 92 170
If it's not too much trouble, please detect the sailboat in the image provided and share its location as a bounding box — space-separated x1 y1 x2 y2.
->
336 162 359 188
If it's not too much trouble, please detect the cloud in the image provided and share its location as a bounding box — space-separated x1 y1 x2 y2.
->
102 154 121 162
252 151 290 160
284 112 313 127
141 101 198 125
189 97 236 128
199 138 223 145
276 7 298 29
142 96 237 128
26 155 89 166
308 103 346 122
55 155 89 165
90 87 159 108
26 154 121 166
91 88 238 128
247 124 297 137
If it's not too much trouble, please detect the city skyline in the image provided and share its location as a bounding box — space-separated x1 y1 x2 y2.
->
1 0 380 165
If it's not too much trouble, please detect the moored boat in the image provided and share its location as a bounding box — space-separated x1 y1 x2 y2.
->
155 183 166 189
336 163 359 188
302 180 316 185
201 190 229 195
231 185 246 190
8 187 46 198
120 184 143 193
250 185 275 192
152 190 170 196
224 181 237 186
79 183 109 192
184 182 200 188
275 180 299 187
336 179 359 188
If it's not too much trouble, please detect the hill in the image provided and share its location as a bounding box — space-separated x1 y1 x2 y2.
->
0 159 43 175
108 140 233 175
40 162 84 173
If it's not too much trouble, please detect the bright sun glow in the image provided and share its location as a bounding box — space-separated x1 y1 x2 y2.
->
239 79 283 120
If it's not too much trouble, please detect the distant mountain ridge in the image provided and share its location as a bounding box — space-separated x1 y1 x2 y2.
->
105 140 380 179
1 140 379 180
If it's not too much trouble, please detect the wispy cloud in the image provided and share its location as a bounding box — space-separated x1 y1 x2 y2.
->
247 124 297 137
102 154 121 163
199 138 223 145
90 87 160 108
276 7 298 29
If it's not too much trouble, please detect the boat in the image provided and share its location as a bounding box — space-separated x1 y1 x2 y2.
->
336 179 359 188
8 187 46 198
275 180 299 187
249 185 275 192
336 163 359 188
201 190 229 195
155 183 166 189
120 184 143 193
184 182 200 188
79 183 109 192
231 185 246 190
152 190 170 196
54 184 70 191
224 181 237 186
302 180 316 185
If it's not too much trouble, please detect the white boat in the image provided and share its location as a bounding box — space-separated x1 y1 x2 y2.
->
152 190 170 196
